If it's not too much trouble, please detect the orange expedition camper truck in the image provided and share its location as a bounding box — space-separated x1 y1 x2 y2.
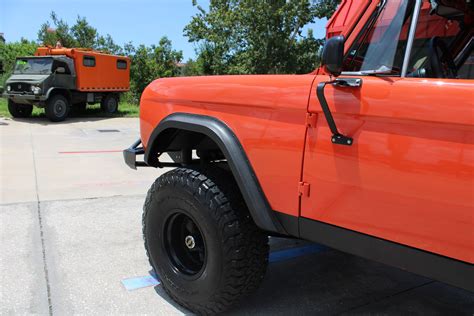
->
124 0 473 313
4 47 130 121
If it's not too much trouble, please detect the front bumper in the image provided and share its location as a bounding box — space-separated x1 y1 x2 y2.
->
3 92 47 102
123 139 148 169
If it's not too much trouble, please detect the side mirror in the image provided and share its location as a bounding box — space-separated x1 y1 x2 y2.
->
56 67 66 74
321 35 344 77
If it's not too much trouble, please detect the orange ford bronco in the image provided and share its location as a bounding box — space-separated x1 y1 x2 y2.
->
124 0 473 313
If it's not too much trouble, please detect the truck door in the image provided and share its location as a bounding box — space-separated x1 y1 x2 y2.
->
301 0 473 263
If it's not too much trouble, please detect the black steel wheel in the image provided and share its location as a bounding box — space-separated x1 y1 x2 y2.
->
100 94 118 114
165 212 206 276
45 94 70 122
8 99 33 118
143 167 269 315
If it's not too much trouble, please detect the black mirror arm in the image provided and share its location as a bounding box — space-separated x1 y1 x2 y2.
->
316 81 354 146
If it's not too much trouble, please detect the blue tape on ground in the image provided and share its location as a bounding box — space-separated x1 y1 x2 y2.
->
269 244 328 263
122 275 160 291
149 270 160 282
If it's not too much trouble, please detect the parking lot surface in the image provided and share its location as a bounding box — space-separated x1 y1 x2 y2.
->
1 117 473 315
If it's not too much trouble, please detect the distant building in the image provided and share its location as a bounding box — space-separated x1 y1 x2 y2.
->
0 33 5 43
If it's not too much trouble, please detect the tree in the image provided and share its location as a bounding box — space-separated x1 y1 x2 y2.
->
71 16 97 48
38 12 77 47
180 58 204 76
96 34 123 55
184 0 339 75
127 37 183 100
37 11 120 54
0 39 38 87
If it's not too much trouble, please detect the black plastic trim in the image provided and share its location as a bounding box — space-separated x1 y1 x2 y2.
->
274 211 300 237
144 113 287 234
299 217 474 292
123 139 147 169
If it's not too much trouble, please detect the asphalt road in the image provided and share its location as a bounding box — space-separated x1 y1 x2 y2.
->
1 116 473 315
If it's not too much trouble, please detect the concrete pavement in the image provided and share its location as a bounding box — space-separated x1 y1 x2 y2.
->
1 116 473 315
0 116 169 204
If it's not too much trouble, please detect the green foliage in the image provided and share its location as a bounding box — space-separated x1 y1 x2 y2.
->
0 39 38 87
38 11 120 54
184 0 339 75
180 58 204 76
127 37 183 100
38 12 77 47
71 16 98 48
313 0 340 18
96 34 123 55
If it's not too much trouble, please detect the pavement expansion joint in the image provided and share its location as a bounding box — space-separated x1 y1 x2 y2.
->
31 128 54 316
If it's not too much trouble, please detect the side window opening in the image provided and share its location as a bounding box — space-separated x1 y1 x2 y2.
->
406 1 462 78
457 47 474 79
117 59 127 69
343 0 469 78
52 60 71 74
83 56 96 67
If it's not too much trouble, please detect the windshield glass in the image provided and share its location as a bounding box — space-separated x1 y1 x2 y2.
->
343 0 416 74
14 58 53 74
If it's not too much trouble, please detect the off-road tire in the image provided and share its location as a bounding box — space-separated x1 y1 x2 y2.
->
143 167 269 315
100 94 118 114
45 94 70 122
8 100 33 118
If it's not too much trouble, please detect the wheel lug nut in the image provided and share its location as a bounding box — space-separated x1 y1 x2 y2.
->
185 235 196 249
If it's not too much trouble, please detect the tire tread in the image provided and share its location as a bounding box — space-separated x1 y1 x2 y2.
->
143 166 269 315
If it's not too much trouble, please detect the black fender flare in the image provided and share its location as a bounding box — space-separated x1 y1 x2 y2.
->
144 113 287 234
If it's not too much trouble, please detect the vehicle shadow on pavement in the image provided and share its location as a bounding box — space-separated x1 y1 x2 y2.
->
223 249 474 315
149 239 474 315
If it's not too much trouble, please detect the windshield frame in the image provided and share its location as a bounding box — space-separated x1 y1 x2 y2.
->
13 57 54 75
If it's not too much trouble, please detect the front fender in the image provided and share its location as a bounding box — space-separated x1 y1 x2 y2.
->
145 113 287 235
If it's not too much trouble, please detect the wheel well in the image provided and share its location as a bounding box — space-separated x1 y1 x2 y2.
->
144 113 287 235
148 128 226 164
48 88 71 103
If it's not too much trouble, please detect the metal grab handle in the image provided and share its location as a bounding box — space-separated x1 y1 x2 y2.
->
316 79 362 146
333 78 362 87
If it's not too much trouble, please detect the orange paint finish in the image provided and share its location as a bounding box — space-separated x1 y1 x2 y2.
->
340 0 382 55
302 75 474 263
35 47 130 92
140 75 316 216
326 0 372 39
139 73 473 263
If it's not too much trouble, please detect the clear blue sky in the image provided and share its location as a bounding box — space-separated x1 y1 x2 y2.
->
1 0 327 60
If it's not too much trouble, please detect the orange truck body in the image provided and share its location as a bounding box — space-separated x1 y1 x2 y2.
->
35 47 130 92
128 0 474 292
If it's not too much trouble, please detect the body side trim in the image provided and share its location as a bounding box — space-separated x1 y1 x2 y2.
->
299 217 474 292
